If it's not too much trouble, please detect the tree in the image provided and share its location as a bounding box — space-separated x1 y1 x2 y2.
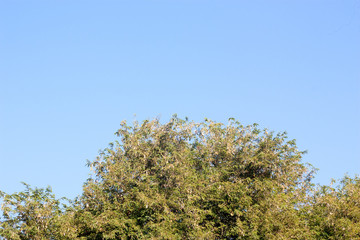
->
308 175 360 239
76 116 315 239
0 183 78 239
1 117 358 239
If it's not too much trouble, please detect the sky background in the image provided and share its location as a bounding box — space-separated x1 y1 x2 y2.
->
1 0 359 200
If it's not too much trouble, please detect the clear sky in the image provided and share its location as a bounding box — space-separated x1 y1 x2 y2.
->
1 0 359 199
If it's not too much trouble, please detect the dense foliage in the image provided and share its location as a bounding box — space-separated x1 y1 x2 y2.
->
1 117 359 239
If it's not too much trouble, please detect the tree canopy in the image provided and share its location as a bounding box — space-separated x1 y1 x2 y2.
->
1 117 359 239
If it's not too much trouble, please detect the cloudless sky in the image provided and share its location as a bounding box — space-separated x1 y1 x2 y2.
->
1 0 359 199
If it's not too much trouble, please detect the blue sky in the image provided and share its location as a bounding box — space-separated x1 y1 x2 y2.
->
1 0 359 199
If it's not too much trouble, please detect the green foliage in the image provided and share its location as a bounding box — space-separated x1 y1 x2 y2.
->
0 183 78 240
0 117 359 239
308 175 360 239
78 117 315 239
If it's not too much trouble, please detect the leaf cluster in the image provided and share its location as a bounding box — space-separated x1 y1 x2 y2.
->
1 117 359 239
